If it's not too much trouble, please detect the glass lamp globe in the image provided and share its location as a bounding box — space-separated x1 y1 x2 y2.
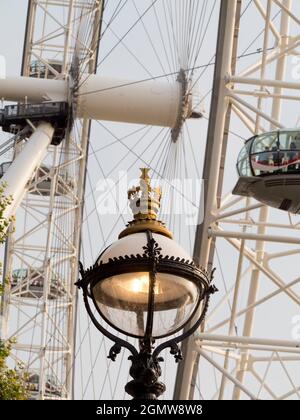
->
91 232 201 338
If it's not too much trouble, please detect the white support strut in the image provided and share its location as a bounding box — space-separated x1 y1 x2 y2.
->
173 0 238 400
0 77 67 102
195 333 300 350
1 122 54 220
0 74 192 128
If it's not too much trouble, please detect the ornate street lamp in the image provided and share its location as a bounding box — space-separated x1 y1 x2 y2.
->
76 168 217 400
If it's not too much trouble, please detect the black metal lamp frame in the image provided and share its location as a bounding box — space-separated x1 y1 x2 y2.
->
76 231 217 400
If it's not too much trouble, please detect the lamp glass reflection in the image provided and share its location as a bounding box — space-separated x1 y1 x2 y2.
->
92 272 199 338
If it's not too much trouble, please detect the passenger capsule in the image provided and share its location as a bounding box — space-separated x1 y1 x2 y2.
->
233 130 300 212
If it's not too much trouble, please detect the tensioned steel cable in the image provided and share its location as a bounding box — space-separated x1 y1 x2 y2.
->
77 0 159 91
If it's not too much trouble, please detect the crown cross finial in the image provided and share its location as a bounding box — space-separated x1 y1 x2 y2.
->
140 168 151 185
119 169 172 239
128 168 161 221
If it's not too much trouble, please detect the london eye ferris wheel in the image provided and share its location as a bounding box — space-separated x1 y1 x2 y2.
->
0 0 300 400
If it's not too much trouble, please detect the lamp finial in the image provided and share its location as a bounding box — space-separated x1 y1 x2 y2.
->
128 168 162 221
119 168 172 239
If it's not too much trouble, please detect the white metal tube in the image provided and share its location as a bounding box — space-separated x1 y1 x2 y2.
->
196 333 300 349
76 74 183 127
0 74 188 128
197 349 258 400
202 342 300 354
214 202 264 221
231 100 266 133
253 0 281 40
62 0 74 74
252 355 300 362
232 103 259 133
39 147 58 400
279 386 300 400
230 75 300 90
239 36 300 78
1 122 54 220
209 227 300 244
218 198 252 399
0 76 67 102
222 235 300 306
229 94 284 128
219 218 300 231
219 194 244 211
207 276 300 334
254 0 272 132
272 0 300 25
271 0 292 127
231 89 300 101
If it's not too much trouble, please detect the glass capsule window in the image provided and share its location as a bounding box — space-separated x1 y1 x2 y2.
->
279 131 300 150
237 138 253 176
237 130 300 177
251 132 278 154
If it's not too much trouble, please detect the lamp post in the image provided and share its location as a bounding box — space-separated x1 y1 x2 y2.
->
76 168 217 400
